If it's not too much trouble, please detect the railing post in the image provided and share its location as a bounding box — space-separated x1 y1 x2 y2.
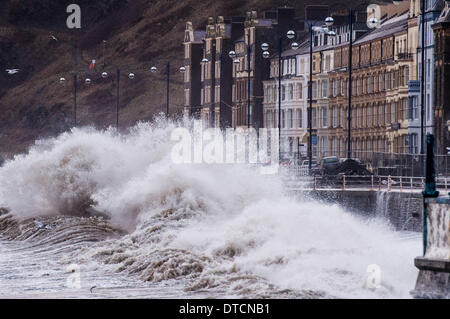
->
388 175 392 192
378 176 381 191
410 177 413 193
342 175 346 191
445 178 448 193
370 175 374 191
400 176 402 193
313 175 317 191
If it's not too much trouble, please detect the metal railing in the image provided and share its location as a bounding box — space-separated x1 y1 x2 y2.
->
279 151 450 178
283 173 450 193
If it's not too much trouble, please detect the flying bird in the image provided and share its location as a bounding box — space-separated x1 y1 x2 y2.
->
49 35 58 41
5 69 19 75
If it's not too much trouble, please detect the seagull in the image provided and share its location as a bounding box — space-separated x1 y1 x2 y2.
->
49 35 58 42
90 286 97 293
5 69 19 75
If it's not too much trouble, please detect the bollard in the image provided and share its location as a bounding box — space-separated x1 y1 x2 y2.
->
410 177 413 193
370 175 374 191
421 178 424 190
388 175 392 192
342 175 346 191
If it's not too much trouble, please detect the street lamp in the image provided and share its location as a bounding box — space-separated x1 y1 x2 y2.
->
304 22 336 172
150 62 185 115
259 30 298 163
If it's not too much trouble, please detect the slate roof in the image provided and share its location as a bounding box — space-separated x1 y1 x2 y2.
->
353 12 409 45
193 30 206 42
435 0 450 24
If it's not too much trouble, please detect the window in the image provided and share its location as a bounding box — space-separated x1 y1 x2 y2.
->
298 109 302 128
322 80 329 98
312 82 317 99
282 85 286 101
332 137 337 156
322 107 328 128
367 77 371 94
356 107 360 128
267 86 273 102
332 106 337 128
378 104 382 125
289 84 294 100
391 102 396 123
312 108 317 127
215 86 220 103
321 137 328 157
288 109 293 128
297 83 303 99
332 79 338 97
356 79 360 96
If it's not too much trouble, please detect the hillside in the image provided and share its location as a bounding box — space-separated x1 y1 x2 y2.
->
0 0 403 155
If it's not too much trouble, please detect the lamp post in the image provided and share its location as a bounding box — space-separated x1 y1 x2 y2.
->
419 0 426 175
59 73 93 127
100 69 135 130
259 30 298 163
151 62 181 116
304 21 336 172
326 2 383 160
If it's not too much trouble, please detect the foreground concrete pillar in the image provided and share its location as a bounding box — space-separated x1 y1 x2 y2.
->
412 197 450 298
412 135 449 298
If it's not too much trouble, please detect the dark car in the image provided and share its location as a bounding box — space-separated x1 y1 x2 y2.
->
318 156 340 174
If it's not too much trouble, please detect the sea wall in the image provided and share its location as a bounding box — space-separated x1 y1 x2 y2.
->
291 190 423 232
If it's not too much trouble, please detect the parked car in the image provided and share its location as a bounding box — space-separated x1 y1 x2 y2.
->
300 160 317 168
339 158 362 164
318 156 340 174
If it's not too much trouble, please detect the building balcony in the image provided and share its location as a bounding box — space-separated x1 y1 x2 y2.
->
397 52 413 61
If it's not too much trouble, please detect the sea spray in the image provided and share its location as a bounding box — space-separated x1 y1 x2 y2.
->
0 118 420 298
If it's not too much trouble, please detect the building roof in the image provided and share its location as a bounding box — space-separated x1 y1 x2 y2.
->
256 19 273 27
353 11 409 45
193 30 206 42
435 0 450 24
271 40 309 58
431 0 444 13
